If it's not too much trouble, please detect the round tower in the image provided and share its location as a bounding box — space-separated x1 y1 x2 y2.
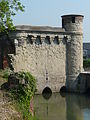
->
61 14 84 92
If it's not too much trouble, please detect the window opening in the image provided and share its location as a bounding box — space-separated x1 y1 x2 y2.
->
53 36 59 45
45 36 51 44
62 19 64 28
27 35 33 44
72 17 75 23
35 36 42 45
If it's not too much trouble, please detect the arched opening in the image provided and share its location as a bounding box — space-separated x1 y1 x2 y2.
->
42 87 52 94
60 86 67 97
42 87 52 100
60 86 67 93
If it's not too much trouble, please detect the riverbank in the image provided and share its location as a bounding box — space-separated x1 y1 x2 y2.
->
0 77 23 120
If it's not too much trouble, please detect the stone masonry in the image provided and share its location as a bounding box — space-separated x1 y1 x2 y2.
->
0 15 84 94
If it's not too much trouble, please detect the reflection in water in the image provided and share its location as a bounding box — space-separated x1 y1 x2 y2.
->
66 94 83 120
34 93 66 120
33 93 90 120
42 93 52 100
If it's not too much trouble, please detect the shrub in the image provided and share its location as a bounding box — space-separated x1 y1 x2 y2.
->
9 71 37 120
0 69 11 79
83 58 90 67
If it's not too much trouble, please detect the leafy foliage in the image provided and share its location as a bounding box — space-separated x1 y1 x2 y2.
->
0 0 24 33
83 58 90 67
9 71 37 120
0 68 11 79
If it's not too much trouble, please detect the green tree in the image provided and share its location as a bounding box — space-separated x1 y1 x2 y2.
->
0 0 24 33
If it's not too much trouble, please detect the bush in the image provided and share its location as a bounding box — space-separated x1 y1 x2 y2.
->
0 69 11 79
83 58 90 68
9 71 37 120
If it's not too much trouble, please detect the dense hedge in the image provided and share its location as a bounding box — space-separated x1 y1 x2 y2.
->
83 59 90 67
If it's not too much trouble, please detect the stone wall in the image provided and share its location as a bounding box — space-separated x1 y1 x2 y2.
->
8 31 67 94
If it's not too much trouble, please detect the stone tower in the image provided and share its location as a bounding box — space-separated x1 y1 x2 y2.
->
61 15 84 91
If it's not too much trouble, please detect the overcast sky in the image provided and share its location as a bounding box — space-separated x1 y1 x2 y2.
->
13 0 90 42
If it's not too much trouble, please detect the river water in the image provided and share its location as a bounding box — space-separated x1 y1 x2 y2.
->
33 93 90 120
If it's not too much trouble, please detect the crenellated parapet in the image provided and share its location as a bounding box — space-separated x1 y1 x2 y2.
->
9 32 70 48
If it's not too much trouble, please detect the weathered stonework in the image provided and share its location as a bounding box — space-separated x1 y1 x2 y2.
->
0 14 84 94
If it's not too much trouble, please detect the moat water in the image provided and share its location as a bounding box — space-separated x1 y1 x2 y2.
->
33 93 90 120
